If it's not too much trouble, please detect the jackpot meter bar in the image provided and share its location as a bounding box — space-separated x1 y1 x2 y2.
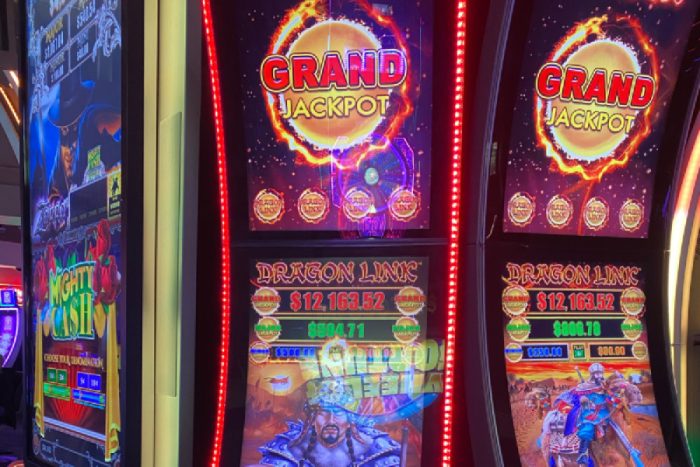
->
249 257 430 361
502 262 648 363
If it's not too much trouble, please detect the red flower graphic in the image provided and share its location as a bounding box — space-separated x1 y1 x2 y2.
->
90 220 121 306
45 243 56 275
94 219 112 262
93 256 120 306
33 259 48 307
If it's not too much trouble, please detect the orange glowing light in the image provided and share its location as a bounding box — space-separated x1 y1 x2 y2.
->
534 15 659 181
263 0 413 169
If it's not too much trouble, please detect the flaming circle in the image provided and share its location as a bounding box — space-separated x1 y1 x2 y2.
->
283 20 385 149
261 0 413 168
550 40 639 161
534 15 659 181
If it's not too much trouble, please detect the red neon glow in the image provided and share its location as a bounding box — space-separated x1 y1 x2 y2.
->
534 15 660 181
263 0 414 169
646 0 685 6
441 1 467 465
202 0 231 465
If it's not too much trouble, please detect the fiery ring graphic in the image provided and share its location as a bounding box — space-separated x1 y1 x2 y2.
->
264 0 413 169
534 15 660 181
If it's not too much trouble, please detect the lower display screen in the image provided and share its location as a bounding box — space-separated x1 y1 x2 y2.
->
501 260 669 466
0 304 20 368
241 256 442 466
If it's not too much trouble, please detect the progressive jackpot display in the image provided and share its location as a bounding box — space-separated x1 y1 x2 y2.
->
236 0 434 231
501 0 699 237
501 260 668 466
242 257 443 466
0 288 21 368
25 0 123 465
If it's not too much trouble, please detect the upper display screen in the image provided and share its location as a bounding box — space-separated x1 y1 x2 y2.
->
26 0 123 464
502 259 668 465
235 0 434 231
501 0 699 238
241 256 442 466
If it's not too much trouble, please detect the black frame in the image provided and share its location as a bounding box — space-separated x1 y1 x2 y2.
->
18 0 144 464
467 1 700 465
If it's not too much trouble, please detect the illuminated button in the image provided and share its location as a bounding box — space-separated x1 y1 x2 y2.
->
572 344 586 360
89 374 102 391
77 372 89 389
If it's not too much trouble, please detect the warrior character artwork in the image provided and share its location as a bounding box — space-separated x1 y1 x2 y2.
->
257 379 403 467
538 363 644 467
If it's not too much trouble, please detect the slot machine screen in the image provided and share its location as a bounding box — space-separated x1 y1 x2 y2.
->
234 0 435 232
242 257 442 466
500 0 699 238
0 288 21 368
500 256 668 466
24 0 124 464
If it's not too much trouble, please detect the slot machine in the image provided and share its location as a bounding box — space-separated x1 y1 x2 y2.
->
194 0 473 465
0 287 22 369
20 0 143 465
465 1 700 466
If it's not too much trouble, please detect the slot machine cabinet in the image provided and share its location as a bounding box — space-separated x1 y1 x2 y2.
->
20 0 144 465
194 0 473 465
465 1 700 466
0 286 22 369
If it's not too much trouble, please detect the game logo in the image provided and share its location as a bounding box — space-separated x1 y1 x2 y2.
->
26 0 123 464
502 0 699 237
241 257 442 466
501 260 669 466
236 0 434 231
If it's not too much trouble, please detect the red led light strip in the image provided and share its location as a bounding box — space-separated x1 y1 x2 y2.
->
201 0 231 465
442 1 467 465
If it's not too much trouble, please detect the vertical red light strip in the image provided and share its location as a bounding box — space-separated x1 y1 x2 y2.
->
442 1 467 466
201 0 231 465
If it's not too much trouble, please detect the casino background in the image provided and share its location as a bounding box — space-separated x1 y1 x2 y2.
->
3 0 700 466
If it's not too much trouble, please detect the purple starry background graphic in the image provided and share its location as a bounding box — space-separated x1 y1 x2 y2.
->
230 0 435 231
501 0 699 238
